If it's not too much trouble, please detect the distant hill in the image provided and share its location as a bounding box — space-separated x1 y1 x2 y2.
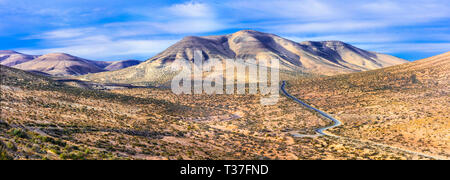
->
13 53 106 76
0 50 39 66
81 30 407 85
291 51 449 92
1 51 142 76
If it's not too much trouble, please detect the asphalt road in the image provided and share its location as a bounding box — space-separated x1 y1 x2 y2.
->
280 81 444 159
281 81 341 137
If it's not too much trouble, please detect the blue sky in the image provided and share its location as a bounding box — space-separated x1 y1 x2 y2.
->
0 0 449 61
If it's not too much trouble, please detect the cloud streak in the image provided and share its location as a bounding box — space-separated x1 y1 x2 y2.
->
1 0 450 60
20 37 178 60
16 1 227 60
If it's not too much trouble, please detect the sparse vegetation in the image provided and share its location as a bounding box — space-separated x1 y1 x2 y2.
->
0 52 448 160
8 128 28 139
0 140 12 160
288 53 450 159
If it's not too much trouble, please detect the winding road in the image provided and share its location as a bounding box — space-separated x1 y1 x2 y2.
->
281 81 342 137
280 81 444 160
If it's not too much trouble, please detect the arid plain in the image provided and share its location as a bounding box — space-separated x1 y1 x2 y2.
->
1 31 449 160
1 53 448 160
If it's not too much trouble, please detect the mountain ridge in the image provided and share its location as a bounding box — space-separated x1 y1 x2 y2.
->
13 53 107 76
1 51 142 76
0 50 40 66
81 30 408 85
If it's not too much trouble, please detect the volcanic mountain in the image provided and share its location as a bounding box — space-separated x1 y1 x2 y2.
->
12 53 108 76
7 52 141 76
149 30 407 74
81 30 407 85
0 50 39 66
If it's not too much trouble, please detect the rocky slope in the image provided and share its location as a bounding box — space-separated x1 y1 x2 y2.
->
81 30 407 85
13 53 106 76
288 51 450 159
3 51 141 76
104 60 142 71
0 50 39 66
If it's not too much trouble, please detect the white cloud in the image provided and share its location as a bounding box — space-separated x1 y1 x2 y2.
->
285 33 403 44
285 31 450 45
27 28 96 39
17 1 228 60
269 21 389 33
151 19 226 34
4 0 450 60
102 19 226 36
20 37 178 60
168 1 214 18
161 2 225 34
361 0 450 20
226 0 450 21
226 0 340 20
225 0 450 34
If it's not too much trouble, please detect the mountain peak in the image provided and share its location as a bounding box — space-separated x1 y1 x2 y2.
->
180 36 210 43
13 53 104 76
231 30 270 37
157 31 407 74
81 31 408 85
44 53 73 57
0 50 38 66
235 29 266 34
36 53 86 62
179 30 269 43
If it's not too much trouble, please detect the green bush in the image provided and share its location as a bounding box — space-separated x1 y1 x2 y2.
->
8 128 28 139
60 152 87 160
0 141 13 160
6 142 17 151
35 135 66 147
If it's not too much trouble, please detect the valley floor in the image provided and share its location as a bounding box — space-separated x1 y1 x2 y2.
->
1 55 448 160
1 84 443 160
